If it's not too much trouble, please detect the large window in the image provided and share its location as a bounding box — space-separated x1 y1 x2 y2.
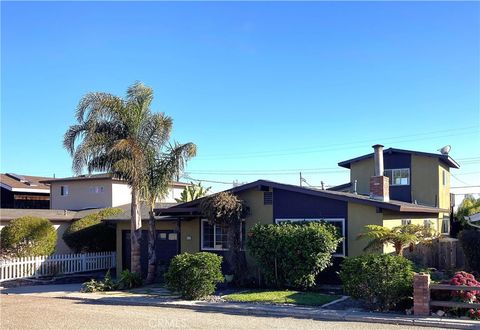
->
275 218 345 257
201 219 245 251
384 168 410 186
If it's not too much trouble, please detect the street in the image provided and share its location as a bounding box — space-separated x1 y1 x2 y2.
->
0 294 444 330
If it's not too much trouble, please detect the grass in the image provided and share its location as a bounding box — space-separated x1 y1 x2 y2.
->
223 290 340 306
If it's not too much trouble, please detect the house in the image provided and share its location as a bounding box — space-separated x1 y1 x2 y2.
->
41 173 190 211
112 145 459 279
0 173 52 209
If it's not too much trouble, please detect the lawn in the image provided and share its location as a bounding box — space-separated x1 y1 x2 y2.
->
223 290 340 306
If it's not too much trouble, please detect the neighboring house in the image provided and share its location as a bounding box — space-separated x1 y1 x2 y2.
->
0 208 99 254
41 174 190 211
0 173 52 209
465 213 480 229
112 145 457 279
450 186 480 212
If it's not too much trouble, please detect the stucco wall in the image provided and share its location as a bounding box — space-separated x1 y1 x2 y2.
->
50 179 113 210
111 183 132 207
347 202 383 257
350 158 374 195
411 155 439 207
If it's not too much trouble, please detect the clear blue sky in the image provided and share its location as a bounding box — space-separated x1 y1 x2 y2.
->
1 1 479 192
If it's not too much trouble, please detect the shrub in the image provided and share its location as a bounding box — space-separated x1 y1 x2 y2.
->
82 270 117 292
117 269 143 289
165 252 224 300
340 254 414 311
458 230 480 274
63 208 122 253
247 222 341 289
0 216 57 257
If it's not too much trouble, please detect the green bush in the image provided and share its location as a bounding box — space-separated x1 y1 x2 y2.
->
340 254 414 311
459 229 480 274
117 269 143 289
82 269 117 293
165 252 224 300
247 222 341 289
63 208 122 253
0 216 57 257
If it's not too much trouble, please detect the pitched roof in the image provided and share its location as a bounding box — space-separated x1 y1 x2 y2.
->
156 179 445 216
338 148 460 169
0 173 51 193
40 173 191 187
0 208 98 222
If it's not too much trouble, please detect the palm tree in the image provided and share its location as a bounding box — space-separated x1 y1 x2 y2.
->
142 142 196 283
357 224 435 256
63 82 172 275
175 182 211 203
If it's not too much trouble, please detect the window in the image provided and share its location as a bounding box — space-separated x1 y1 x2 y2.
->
442 170 447 187
275 218 345 257
401 219 411 226
384 168 410 186
89 186 104 194
201 219 245 251
263 191 273 205
441 216 450 234
60 185 69 196
424 220 432 229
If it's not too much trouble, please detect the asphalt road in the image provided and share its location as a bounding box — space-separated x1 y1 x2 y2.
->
0 294 443 330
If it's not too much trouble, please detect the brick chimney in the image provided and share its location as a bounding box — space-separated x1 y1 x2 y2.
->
370 144 389 202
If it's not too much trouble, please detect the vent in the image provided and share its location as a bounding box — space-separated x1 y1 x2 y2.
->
263 191 273 205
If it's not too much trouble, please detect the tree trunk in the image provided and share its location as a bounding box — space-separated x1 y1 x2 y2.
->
227 220 247 286
130 186 142 275
146 202 157 284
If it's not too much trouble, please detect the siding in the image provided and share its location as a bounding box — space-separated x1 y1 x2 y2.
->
50 179 113 210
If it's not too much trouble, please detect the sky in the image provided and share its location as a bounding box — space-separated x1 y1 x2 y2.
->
1 1 479 192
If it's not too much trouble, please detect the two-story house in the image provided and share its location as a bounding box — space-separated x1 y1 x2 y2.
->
112 145 459 279
0 173 51 209
41 173 191 211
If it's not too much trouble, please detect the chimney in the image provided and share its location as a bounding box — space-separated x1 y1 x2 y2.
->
370 144 389 202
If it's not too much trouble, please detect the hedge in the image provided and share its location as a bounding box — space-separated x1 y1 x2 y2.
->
0 216 57 257
459 229 480 274
247 222 341 289
340 254 413 311
63 208 122 253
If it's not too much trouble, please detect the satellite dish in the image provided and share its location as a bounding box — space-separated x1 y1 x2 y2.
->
438 145 451 155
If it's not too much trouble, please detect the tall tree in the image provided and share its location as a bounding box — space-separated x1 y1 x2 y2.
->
142 142 196 283
357 224 435 256
200 192 250 285
63 82 171 274
175 182 211 203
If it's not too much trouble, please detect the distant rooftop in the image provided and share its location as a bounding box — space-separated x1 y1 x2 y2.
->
0 173 52 193
338 147 460 169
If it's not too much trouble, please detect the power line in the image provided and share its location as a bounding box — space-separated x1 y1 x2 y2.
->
194 126 478 160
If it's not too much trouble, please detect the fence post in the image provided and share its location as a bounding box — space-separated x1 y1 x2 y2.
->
414 272 431 316
81 254 87 272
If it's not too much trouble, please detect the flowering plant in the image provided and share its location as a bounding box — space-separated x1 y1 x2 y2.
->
449 271 480 320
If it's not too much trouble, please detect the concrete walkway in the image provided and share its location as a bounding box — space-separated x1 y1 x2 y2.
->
1 284 479 329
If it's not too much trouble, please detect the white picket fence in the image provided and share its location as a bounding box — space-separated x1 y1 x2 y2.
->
0 251 116 282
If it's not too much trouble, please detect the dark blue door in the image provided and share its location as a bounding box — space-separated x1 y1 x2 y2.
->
122 230 178 278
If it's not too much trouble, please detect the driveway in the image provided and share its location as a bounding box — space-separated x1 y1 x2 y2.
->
0 295 443 330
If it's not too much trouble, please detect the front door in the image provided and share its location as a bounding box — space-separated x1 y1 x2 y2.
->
122 230 179 278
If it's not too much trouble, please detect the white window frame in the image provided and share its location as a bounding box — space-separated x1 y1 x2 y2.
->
275 218 345 257
89 186 104 194
441 216 450 235
384 168 410 186
60 185 69 196
200 219 245 251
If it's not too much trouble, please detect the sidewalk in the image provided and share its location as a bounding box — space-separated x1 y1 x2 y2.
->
2 284 479 329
